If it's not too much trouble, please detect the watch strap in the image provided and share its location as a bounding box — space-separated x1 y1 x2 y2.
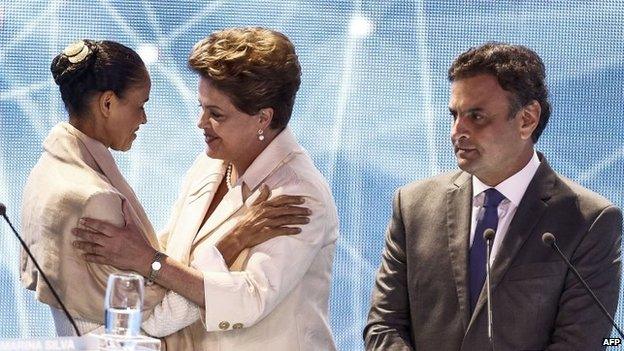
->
147 251 166 284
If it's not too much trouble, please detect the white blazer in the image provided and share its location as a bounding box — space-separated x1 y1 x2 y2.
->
144 127 338 351
20 122 166 335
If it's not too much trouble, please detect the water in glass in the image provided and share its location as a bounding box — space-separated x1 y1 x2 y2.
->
105 273 144 336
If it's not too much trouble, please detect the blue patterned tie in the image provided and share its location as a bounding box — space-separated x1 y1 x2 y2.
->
469 188 505 314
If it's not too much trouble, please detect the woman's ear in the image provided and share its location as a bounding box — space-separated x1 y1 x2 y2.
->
98 91 116 118
258 108 274 129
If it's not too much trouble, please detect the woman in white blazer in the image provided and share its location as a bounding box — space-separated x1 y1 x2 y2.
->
73 27 339 350
22 39 303 346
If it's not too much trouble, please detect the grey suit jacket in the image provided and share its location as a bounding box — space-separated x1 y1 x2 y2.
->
365 156 622 351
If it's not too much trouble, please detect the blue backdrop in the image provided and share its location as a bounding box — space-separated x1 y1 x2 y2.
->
1 1 623 349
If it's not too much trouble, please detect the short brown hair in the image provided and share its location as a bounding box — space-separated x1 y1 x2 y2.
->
188 27 301 130
448 42 551 143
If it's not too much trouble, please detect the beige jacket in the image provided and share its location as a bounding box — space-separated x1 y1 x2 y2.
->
20 122 166 334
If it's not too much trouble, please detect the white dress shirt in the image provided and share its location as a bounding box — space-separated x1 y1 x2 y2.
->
470 151 541 263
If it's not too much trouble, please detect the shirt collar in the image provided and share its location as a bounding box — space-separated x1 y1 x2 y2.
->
57 121 108 154
44 122 109 173
235 127 303 191
472 150 541 207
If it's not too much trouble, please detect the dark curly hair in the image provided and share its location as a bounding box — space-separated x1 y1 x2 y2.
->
448 42 551 143
51 40 147 117
188 27 301 130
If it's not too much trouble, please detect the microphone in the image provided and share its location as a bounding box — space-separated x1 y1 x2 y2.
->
0 202 81 336
541 232 624 339
483 228 496 346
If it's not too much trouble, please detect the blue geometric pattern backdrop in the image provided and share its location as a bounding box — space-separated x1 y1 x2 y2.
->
1 0 623 349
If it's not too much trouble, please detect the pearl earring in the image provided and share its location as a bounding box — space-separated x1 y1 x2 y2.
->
257 129 265 141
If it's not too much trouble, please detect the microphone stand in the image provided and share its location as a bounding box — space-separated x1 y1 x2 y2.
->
484 228 496 348
0 203 81 336
542 232 624 339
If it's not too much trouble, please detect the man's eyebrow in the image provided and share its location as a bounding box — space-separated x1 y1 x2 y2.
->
448 107 484 114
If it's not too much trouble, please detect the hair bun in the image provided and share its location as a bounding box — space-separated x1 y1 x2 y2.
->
51 39 97 86
63 40 91 63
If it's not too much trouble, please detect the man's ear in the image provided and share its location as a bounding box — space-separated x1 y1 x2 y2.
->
518 100 540 141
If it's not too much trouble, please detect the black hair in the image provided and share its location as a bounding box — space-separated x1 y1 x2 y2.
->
51 39 147 117
448 42 551 143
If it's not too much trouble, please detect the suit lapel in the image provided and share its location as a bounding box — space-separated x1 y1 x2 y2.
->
186 168 224 205
192 184 244 246
446 171 473 330
165 162 225 263
187 129 302 259
467 158 555 328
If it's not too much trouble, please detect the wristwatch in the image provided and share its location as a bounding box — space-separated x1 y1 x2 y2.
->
147 251 166 285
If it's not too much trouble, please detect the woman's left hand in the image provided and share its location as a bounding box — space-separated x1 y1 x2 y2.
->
72 200 156 276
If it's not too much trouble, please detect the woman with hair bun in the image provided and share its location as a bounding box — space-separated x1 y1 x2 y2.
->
20 39 301 343
20 39 166 336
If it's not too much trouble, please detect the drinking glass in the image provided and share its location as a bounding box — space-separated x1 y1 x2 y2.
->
104 273 144 337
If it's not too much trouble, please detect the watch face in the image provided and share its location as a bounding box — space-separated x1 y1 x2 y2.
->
151 261 162 271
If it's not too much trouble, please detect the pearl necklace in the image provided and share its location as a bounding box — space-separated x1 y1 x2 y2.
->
225 163 233 189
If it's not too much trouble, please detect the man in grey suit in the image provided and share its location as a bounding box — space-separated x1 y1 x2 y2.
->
364 43 622 351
